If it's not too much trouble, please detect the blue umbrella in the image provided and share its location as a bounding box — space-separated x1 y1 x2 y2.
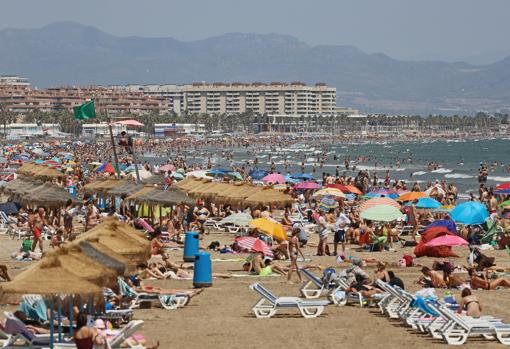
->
495 189 510 195
284 175 300 184
423 219 457 234
290 173 314 181
414 197 442 209
171 172 185 180
207 169 230 177
450 202 489 225
249 169 268 180
364 192 399 199
0 201 20 215
12 155 29 161
34 159 45 164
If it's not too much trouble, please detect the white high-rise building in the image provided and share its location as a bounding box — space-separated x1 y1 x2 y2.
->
115 82 337 116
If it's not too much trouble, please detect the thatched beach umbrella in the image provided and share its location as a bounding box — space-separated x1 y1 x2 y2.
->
244 188 294 207
144 188 195 207
174 177 203 191
223 185 262 205
107 182 144 197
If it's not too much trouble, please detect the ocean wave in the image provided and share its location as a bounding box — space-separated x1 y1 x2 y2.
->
412 171 427 176
488 176 510 182
431 168 452 174
444 173 474 179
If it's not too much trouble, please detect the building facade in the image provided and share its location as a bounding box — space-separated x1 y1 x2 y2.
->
0 85 169 115
118 82 337 116
0 123 61 139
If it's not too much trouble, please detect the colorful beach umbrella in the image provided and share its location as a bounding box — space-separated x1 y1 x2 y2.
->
495 182 510 191
313 188 346 198
499 200 510 208
450 201 489 225
261 173 286 184
293 182 320 190
360 205 404 222
318 196 339 211
249 218 288 241
426 235 468 247
359 197 401 212
398 191 428 202
96 163 117 174
234 236 273 257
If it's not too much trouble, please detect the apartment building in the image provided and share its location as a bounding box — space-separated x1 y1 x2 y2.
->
0 85 169 115
0 75 30 87
118 82 337 116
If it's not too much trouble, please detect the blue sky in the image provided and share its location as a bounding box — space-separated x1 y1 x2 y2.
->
1 0 509 64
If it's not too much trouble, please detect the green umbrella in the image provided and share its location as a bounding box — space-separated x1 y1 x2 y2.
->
498 200 510 208
360 205 404 222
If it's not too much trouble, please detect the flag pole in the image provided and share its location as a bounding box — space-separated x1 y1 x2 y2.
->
106 108 121 179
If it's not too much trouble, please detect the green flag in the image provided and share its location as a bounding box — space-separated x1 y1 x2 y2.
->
73 100 96 120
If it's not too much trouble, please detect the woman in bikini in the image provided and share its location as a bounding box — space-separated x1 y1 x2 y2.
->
457 288 482 318
467 268 510 290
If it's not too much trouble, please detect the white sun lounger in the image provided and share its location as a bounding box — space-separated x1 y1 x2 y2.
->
299 269 336 299
3 311 55 348
107 320 145 349
249 283 329 319
432 304 510 345
117 277 188 310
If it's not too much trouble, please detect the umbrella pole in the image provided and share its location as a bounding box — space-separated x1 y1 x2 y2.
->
106 109 121 180
69 295 73 337
159 206 162 228
49 298 54 349
57 297 62 343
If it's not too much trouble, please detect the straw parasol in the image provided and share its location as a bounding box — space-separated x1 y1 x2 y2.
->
143 188 195 207
174 177 204 191
107 182 144 197
76 217 150 263
17 163 65 179
126 185 159 202
199 182 232 200
222 185 261 205
0 255 102 300
23 183 75 208
187 180 216 197
244 187 294 207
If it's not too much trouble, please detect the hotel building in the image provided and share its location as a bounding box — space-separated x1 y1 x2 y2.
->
118 82 337 116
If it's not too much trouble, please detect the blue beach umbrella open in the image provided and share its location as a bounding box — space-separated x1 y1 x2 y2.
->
414 197 442 209
290 173 314 181
450 202 489 225
249 169 268 181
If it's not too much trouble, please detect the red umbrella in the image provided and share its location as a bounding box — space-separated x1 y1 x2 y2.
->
234 236 273 257
426 235 468 247
496 182 510 191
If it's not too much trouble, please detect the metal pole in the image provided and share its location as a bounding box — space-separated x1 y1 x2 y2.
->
132 140 141 184
57 298 62 343
49 298 54 349
106 109 121 179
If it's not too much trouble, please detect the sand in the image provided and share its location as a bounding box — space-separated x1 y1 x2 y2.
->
1 230 510 349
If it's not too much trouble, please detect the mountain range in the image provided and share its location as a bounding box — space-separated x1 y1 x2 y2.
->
1 22 509 114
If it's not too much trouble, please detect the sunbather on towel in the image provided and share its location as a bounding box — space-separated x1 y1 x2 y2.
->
467 268 510 290
7 311 49 335
126 269 204 299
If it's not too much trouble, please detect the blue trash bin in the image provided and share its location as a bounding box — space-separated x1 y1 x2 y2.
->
193 252 212 288
183 232 200 262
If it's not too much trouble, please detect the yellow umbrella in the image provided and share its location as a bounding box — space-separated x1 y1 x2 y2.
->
249 218 288 241
313 188 346 198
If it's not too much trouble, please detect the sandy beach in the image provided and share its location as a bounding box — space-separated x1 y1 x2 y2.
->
2 228 509 349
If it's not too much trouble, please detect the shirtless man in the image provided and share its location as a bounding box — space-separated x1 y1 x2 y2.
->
488 193 498 214
287 228 304 283
29 207 46 253
0 265 11 281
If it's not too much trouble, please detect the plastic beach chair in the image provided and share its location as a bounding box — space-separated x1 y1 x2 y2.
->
249 283 329 319
117 277 188 310
106 320 145 349
3 311 53 348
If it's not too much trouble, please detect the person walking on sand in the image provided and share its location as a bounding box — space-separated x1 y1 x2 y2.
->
29 207 46 253
287 227 304 283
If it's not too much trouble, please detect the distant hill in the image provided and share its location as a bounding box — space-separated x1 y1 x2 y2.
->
1 21 509 114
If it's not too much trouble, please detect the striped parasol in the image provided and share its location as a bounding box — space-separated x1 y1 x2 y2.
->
318 195 339 211
359 197 401 212
234 236 273 257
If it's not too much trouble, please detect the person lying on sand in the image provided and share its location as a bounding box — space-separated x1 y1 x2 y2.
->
467 267 510 290
457 288 482 318
417 266 446 288
125 266 203 298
